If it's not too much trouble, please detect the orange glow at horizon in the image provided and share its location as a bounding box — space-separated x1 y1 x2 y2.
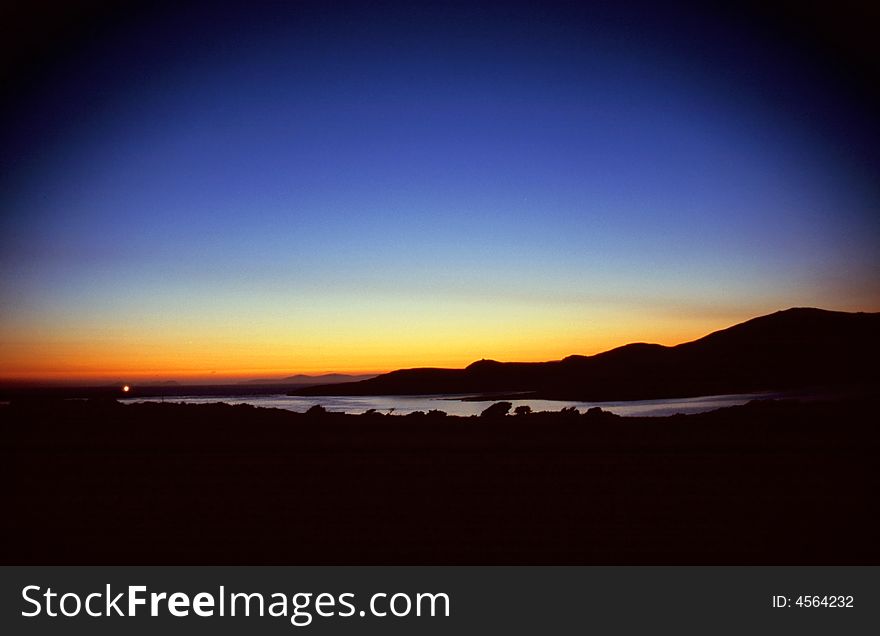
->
3 0 879 389
4 285 878 385
0 305 770 384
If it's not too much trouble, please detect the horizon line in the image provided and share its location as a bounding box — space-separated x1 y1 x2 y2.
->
3 306 874 388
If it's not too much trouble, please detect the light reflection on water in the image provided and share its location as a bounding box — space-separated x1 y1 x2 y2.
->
120 392 771 417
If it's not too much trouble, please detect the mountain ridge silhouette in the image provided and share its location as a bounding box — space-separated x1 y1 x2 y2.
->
292 308 879 400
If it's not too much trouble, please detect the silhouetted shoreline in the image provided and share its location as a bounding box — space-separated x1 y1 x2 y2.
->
4 395 877 564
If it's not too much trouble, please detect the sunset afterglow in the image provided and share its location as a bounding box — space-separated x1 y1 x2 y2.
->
1 1 878 384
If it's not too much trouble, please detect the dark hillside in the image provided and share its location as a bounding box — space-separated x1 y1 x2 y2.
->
295 308 879 400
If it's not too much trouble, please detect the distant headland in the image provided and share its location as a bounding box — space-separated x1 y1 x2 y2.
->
291 308 879 401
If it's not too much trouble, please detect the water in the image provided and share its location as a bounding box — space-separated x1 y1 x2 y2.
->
120 392 771 417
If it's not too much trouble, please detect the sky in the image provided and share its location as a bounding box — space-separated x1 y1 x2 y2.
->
1 0 878 383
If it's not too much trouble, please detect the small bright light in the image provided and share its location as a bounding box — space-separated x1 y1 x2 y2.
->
122 385 130 393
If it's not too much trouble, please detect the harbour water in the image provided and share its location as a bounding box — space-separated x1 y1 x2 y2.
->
121 392 771 417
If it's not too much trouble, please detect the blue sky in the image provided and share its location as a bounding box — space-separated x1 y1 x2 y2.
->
1 1 878 380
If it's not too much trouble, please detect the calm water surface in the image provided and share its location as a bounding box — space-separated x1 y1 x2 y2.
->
121 392 771 417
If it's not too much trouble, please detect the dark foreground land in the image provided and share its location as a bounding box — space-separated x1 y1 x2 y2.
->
2 397 878 564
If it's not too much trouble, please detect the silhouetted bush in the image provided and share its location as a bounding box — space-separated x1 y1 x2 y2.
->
305 405 327 415
583 406 618 421
426 409 447 418
514 405 532 416
480 401 512 418
560 406 580 416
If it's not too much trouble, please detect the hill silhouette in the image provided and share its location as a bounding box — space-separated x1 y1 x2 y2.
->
292 308 879 400
284 373 375 383
246 373 375 384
